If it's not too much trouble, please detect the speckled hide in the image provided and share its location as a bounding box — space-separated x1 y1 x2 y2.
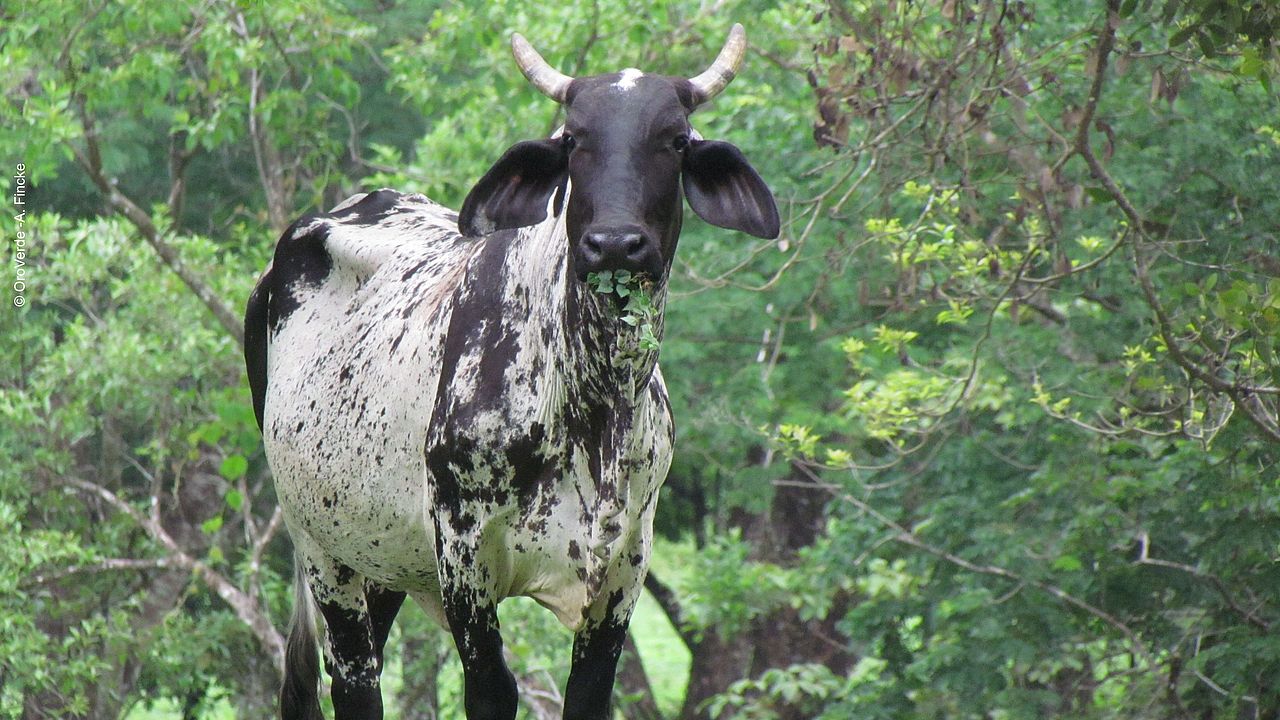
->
261 186 671 628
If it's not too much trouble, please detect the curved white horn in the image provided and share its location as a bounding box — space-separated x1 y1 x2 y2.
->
688 24 747 104
511 33 574 102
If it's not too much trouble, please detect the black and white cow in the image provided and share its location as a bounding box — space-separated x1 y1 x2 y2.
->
245 25 778 720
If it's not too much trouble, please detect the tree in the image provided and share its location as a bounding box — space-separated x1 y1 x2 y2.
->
690 1 1280 717
2 1 429 715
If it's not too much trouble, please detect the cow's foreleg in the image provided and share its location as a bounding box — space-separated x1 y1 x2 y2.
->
562 554 647 720
563 609 631 720
437 534 518 720
307 559 403 720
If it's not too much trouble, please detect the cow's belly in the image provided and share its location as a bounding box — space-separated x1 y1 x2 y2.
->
262 338 443 591
265 409 440 592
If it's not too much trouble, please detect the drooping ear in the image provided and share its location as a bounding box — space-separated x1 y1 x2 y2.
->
459 139 568 237
682 139 780 239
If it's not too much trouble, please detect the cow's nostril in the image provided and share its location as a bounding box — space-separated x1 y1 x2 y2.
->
577 228 654 277
583 233 605 254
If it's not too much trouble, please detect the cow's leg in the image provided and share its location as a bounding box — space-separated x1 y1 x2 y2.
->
306 559 401 720
562 607 631 720
562 554 648 720
436 535 518 720
444 591 518 720
367 583 407 667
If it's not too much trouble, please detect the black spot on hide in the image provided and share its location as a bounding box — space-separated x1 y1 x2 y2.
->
267 216 333 330
334 563 357 587
506 422 554 502
329 189 404 226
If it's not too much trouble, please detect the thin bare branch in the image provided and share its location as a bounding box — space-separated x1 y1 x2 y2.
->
24 558 174 588
57 476 285 676
1136 532 1270 632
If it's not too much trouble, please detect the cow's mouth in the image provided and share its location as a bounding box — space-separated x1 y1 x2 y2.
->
585 269 651 310
586 267 655 320
585 270 661 358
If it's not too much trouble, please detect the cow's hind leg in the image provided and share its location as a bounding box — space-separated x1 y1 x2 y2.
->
305 558 404 720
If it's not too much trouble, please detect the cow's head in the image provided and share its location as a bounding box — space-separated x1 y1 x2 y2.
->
458 25 779 283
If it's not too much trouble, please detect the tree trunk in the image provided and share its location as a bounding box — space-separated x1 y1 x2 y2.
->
678 630 754 720
616 632 666 720
397 610 449 720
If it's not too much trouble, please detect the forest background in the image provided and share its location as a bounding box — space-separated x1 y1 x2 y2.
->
3 0 1280 718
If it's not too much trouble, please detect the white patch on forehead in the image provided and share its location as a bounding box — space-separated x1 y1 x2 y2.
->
614 68 644 91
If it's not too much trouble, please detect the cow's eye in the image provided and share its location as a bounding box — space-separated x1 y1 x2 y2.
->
562 134 577 152
672 134 690 152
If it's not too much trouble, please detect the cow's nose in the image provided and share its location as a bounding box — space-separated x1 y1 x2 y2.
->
577 229 656 278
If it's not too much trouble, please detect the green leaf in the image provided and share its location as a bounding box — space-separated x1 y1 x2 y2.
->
201 515 223 535
1196 30 1216 58
219 454 248 481
1053 554 1084 572
224 490 243 512
1169 24 1197 46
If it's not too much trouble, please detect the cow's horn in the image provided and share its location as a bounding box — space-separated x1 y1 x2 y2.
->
511 33 573 102
688 24 747 105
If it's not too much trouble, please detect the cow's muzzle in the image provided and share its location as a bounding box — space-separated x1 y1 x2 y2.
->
575 226 661 280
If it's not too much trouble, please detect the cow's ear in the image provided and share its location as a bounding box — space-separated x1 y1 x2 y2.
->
459 139 568 237
682 140 780 239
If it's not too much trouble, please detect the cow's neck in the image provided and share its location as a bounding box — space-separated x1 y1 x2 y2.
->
501 209 667 414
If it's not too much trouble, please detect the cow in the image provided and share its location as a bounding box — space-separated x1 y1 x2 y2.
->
244 24 779 720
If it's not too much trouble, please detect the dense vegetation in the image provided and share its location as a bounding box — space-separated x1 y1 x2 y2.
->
3 1 1278 718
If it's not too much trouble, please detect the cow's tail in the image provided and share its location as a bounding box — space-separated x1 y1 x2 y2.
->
244 266 272 432
280 558 323 720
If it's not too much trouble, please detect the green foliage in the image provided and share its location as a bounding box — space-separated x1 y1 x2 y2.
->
709 663 854 720
7 0 1280 717
680 531 790 641
587 269 662 364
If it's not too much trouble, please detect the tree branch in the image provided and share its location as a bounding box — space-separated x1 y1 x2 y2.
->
615 632 666 720
643 570 700 651
58 476 285 676
24 558 174 588
503 649 562 720
786 465 1158 672
1136 532 1271 632
68 103 245 346
1071 2 1280 442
